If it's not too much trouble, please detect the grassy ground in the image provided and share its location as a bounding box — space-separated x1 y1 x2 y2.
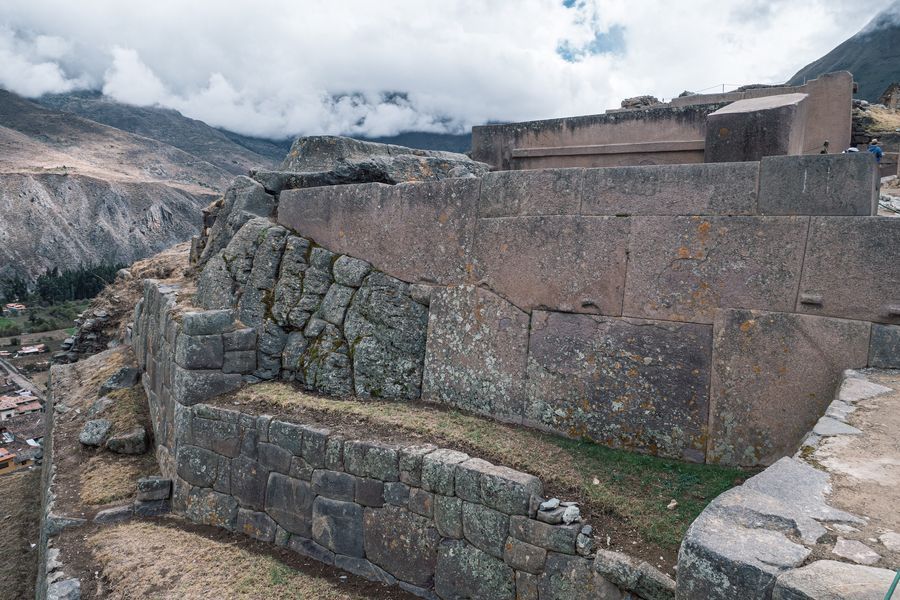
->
0 469 41 600
228 384 748 570
0 300 90 338
85 520 413 600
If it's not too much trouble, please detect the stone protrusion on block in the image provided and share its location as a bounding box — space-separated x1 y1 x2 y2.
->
136 477 172 502
526 310 712 462
422 285 530 423
172 365 241 406
707 309 869 466
581 162 758 216
593 549 675 600
757 153 878 216
796 217 900 324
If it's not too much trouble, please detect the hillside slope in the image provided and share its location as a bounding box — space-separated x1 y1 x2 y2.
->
788 2 900 101
0 172 211 285
36 91 283 174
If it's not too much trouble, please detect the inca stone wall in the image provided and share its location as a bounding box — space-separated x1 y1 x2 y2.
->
130 280 675 600
274 152 899 466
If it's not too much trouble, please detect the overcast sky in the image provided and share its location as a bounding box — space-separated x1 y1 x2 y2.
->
0 1 894 139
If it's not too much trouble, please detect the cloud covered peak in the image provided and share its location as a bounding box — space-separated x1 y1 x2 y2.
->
0 1 888 139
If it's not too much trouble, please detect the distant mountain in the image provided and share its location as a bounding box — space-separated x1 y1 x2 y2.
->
36 91 284 174
788 2 900 102
0 90 238 285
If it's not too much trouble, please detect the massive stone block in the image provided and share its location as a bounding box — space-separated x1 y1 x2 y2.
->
707 309 869 466
538 552 623 600
525 311 712 461
472 216 629 315
757 153 878 216
344 272 429 400
363 505 441 587
311 497 364 557
277 178 480 285
479 168 583 217
265 473 314 536
795 217 900 324
704 93 808 163
581 162 758 216
422 285 530 422
435 539 515 600
623 216 808 324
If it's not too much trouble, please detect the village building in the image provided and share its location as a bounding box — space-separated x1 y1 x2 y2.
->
879 82 900 110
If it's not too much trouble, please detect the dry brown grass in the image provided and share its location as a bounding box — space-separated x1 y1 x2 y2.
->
868 105 900 131
0 469 40 599
79 348 130 401
87 521 382 600
103 385 151 434
79 453 157 506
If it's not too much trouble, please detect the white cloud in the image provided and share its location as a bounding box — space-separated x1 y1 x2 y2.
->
0 0 890 138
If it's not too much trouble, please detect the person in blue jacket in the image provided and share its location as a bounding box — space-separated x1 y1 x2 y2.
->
868 138 883 163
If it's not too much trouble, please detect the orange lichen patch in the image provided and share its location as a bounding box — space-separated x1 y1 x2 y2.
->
697 221 711 235
739 319 756 332
438 211 450 225
677 246 691 259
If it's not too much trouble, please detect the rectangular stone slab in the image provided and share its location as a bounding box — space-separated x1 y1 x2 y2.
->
479 168 583 217
525 311 712 461
795 217 900 324
472 216 629 315
757 153 878 216
422 286 530 423
623 216 809 324
277 179 479 285
707 309 869 466
581 162 758 216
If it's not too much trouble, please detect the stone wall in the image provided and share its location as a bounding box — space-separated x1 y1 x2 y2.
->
272 153 898 466
130 280 675 600
472 71 852 170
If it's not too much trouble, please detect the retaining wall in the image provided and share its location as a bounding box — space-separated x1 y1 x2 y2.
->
269 153 899 466
471 71 852 170
130 281 675 600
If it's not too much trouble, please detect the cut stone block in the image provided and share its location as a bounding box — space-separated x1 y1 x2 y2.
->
796 217 900 324
708 309 869 466
472 215 629 315
538 552 622 600
422 285 530 423
705 93 809 163
582 162 758 216
311 496 364 557
623 216 808 324
526 311 712 461
758 153 878 216
264 473 314 536
434 539 515 600
363 505 441 587
278 179 479 285
479 168 583 217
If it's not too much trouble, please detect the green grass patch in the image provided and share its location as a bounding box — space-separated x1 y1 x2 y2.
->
230 384 750 556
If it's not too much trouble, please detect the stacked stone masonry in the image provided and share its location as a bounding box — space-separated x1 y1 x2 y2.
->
131 270 679 599
270 152 897 466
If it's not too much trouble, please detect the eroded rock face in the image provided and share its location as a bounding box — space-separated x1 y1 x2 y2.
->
196 218 428 401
